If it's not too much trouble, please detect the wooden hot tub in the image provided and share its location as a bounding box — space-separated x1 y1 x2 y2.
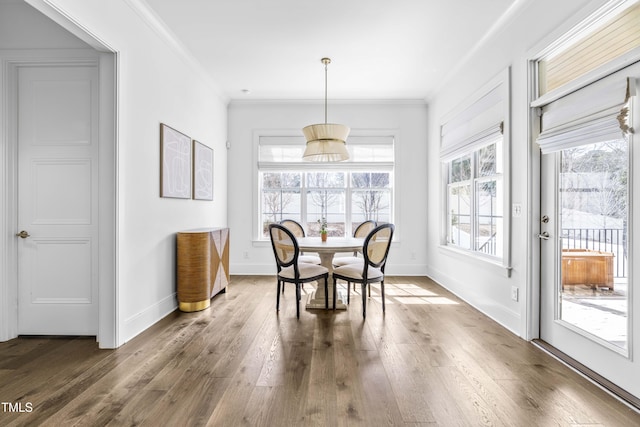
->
561 249 614 291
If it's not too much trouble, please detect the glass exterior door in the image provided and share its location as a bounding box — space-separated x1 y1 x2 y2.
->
554 140 628 351
540 130 639 398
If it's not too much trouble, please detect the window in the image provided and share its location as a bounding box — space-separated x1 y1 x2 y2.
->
537 1 640 96
446 137 504 257
258 134 394 238
440 69 510 264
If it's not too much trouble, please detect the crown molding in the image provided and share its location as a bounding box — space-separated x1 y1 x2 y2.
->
124 0 228 103
430 0 530 101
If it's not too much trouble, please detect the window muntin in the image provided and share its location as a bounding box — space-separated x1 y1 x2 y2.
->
448 182 471 251
446 139 503 258
261 172 302 236
306 172 346 237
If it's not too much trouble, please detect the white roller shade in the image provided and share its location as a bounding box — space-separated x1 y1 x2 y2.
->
440 75 507 161
536 70 636 154
440 123 503 162
259 134 394 167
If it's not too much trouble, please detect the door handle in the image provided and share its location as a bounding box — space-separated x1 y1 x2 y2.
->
16 230 30 239
538 231 549 240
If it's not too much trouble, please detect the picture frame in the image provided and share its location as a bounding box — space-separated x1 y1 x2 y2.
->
160 123 192 199
193 140 214 201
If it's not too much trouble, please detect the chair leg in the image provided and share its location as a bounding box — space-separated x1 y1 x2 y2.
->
324 276 329 309
362 283 367 318
347 282 351 304
381 280 385 313
276 280 281 311
295 284 300 319
333 277 337 310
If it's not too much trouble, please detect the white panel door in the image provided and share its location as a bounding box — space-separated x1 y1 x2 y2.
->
17 65 99 335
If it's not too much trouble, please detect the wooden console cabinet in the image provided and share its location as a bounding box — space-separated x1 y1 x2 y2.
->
177 227 229 312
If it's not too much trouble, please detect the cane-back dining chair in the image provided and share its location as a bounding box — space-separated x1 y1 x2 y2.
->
332 223 394 318
279 219 321 265
268 223 329 318
332 219 377 298
332 220 377 267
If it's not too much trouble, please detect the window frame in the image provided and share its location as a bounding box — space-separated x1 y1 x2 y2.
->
253 129 397 242
439 68 511 272
445 137 504 258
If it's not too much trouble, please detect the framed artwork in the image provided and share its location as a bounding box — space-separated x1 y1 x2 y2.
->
160 123 192 198
193 140 214 201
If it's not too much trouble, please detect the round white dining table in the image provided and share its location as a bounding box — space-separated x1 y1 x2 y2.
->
297 236 364 310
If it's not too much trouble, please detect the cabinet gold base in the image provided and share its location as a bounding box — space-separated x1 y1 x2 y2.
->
179 299 210 312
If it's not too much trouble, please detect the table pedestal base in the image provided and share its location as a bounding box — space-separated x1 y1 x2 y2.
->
306 289 347 310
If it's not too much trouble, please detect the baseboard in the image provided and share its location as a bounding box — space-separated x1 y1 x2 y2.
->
121 292 177 345
426 264 521 337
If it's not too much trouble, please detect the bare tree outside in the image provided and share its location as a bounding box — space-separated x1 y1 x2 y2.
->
352 172 390 223
306 172 345 236
306 172 342 217
561 140 627 228
262 172 300 235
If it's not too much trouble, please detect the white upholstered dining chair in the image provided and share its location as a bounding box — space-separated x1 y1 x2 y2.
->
268 223 329 318
332 223 394 318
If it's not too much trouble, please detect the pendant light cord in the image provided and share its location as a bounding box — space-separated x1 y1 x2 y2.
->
321 57 331 124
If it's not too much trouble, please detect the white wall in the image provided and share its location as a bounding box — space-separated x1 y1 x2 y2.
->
425 0 607 337
18 0 229 346
227 101 428 276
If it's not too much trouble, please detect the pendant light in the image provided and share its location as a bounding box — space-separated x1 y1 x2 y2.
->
302 58 350 162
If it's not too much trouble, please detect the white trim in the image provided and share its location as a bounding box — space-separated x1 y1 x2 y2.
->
121 292 176 345
97 51 119 349
24 0 114 52
0 56 18 342
438 244 512 277
426 261 521 336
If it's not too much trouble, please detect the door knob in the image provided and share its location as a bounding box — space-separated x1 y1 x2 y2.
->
538 231 549 240
16 230 30 239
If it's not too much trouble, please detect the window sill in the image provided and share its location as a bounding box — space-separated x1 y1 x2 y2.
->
438 244 512 278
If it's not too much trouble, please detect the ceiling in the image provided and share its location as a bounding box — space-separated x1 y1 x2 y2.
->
142 0 519 101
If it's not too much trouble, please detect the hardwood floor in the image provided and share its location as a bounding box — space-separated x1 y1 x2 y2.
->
1 275 639 426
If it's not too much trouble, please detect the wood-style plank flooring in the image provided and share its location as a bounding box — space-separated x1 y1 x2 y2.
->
1 276 639 426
